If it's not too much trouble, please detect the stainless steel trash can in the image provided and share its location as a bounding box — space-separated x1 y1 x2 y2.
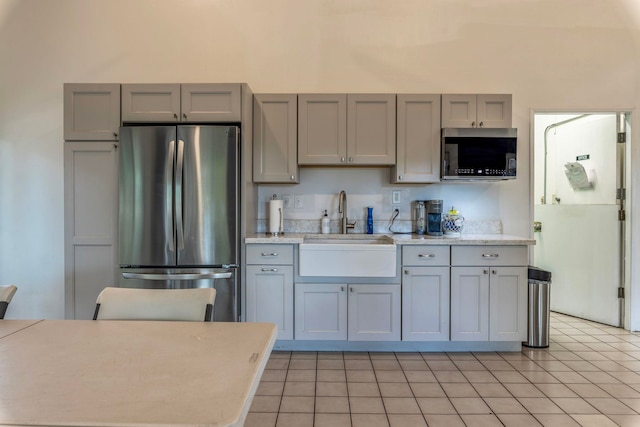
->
524 266 552 348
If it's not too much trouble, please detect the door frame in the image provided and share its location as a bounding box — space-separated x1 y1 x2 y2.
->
529 108 635 330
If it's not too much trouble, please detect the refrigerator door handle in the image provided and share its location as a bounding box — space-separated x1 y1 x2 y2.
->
122 272 233 281
167 139 176 252
175 139 185 251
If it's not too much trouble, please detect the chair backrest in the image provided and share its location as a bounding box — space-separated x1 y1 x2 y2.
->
0 285 18 319
93 287 216 321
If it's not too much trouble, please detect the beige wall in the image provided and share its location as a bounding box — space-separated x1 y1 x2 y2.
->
1 0 639 324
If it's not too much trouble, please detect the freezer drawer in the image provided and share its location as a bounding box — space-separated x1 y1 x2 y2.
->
118 268 238 322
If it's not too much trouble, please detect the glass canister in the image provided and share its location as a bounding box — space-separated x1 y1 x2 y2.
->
415 201 426 235
442 206 464 236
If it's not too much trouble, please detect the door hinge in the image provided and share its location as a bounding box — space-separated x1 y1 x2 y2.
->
616 188 626 201
619 210 626 221
618 287 625 298
618 132 626 143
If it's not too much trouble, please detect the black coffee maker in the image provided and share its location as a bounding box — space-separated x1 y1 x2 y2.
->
426 200 443 236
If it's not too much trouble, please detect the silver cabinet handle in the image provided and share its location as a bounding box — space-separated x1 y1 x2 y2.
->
482 254 499 258
183 113 187 120
173 113 179 120
479 121 484 127
261 268 278 272
290 175 295 181
483 270 489 274
418 254 435 258
341 286 345 292
341 157 346 162
491 270 497 275
404 270 410 275
113 132 118 139
122 272 232 280
348 157 353 163
349 287 354 292
398 175 403 181
260 252 279 257
471 121 476 127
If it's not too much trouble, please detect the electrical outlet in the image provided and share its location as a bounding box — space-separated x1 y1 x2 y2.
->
294 195 304 209
392 191 401 204
282 194 292 209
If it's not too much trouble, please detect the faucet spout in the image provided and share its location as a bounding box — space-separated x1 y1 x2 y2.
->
338 190 355 234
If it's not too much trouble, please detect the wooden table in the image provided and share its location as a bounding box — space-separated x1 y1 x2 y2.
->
0 319 41 339
0 320 276 427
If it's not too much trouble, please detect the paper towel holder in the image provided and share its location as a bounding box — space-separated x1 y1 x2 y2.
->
268 195 284 236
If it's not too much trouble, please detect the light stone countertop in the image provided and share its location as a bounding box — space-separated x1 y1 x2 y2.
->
245 233 535 245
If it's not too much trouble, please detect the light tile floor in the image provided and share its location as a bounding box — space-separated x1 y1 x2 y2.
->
246 312 640 427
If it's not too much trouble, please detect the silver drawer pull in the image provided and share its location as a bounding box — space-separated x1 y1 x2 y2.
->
482 254 499 258
418 254 436 258
261 252 278 257
261 268 278 272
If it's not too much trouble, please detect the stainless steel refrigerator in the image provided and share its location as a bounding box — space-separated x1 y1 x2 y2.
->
118 125 240 321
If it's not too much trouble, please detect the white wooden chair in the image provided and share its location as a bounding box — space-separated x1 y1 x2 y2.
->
93 287 216 321
0 285 17 319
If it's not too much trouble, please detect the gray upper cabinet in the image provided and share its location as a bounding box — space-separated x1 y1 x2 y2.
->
63 84 120 141
393 94 441 183
181 84 242 122
298 94 347 165
253 94 298 183
347 94 396 165
121 83 241 122
298 93 395 166
441 94 512 128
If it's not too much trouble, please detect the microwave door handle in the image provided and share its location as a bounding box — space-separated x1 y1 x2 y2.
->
175 139 185 251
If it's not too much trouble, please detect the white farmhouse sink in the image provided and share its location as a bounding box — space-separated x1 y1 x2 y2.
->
299 235 396 277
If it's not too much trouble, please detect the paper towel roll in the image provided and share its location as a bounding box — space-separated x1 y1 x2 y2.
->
269 200 283 234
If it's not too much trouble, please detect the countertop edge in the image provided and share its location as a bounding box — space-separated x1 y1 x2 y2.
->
245 233 535 245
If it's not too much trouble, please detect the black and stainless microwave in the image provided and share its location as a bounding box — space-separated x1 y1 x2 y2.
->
441 128 517 181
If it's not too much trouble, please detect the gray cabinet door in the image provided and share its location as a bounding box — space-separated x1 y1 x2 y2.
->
298 94 347 165
401 266 450 341
450 266 489 341
441 94 477 128
347 94 396 165
181 84 241 122
489 266 527 341
63 84 120 141
253 94 298 183
442 94 512 128
294 283 347 340
245 265 294 340
64 142 118 319
121 84 181 122
347 284 401 341
477 94 512 128
394 94 441 183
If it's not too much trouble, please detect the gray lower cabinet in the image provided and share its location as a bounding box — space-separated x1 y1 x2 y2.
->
401 245 450 341
245 245 294 340
295 283 348 340
64 142 118 319
63 83 120 141
450 246 527 342
252 94 298 183
121 83 242 122
294 283 400 341
393 94 441 183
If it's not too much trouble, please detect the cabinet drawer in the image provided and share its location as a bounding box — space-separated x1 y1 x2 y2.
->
402 246 450 266
246 244 294 265
451 246 527 266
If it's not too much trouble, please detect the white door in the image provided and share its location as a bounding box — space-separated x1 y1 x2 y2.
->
533 113 627 327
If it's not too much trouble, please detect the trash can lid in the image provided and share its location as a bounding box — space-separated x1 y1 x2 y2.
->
528 266 552 282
